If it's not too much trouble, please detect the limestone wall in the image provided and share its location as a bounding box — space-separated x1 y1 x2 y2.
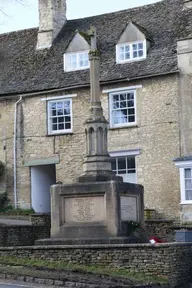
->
0 74 181 219
0 243 191 287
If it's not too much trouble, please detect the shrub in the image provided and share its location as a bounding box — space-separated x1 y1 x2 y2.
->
0 161 4 178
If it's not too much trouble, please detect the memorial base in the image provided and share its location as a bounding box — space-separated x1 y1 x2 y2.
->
35 235 148 246
50 181 144 239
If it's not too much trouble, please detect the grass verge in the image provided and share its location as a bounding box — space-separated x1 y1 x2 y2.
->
0 255 168 284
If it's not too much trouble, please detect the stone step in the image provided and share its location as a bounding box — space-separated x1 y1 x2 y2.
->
35 236 146 246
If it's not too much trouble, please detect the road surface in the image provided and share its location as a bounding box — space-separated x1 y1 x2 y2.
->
0 280 58 288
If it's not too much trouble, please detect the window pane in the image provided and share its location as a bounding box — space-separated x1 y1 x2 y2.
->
52 124 57 131
120 94 126 101
50 102 56 109
58 117 64 123
127 157 135 169
65 122 71 129
125 45 130 52
186 190 192 200
57 109 63 116
71 54 76 61
118 158 126 170
120 101 126 108
133 51 138 58
138 43 143 49
52 109 56 116
121 109 128 116
65 116 71 122
132 44 137 51
128 115 135 122
119 46 124 53
111 159 116 171
128 108 135 115
125 52 130 59
113 94 119 101
58 123 64 130
127 93 134 100
128 100 134 107
185 168 191 179
185 179 192 190
52 118 57 124
113 101 119 109
57 102 63 109
138 50 144 57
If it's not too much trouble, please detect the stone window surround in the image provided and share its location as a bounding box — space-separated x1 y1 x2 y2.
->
63 50 90 72
108 89 137 128
116 39 147 64
109 149 140 184
47 97 73 135
175 160 192 204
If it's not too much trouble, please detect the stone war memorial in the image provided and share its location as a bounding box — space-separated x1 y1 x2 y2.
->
50 27 144 244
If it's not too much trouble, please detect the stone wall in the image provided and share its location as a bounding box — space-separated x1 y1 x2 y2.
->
145 220 174 242
0 243 191 287
0 74 181 220
0 225 50 246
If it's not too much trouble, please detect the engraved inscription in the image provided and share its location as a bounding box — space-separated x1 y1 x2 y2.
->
64 196 105 223
73 198 95 221
120 196 137 221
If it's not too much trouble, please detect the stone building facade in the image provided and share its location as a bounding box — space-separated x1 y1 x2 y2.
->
0 0 192 222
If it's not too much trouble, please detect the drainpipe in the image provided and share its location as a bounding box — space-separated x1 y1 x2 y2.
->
14 96 22 209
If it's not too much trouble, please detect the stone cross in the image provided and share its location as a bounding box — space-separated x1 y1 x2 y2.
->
88 26 97 50
88 27 100 104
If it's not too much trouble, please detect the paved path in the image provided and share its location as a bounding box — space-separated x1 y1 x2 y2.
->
0 218 31 226
0 280 59 287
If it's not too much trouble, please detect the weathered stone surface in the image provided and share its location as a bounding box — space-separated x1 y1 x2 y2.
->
50 181 144 238
0 243 190 286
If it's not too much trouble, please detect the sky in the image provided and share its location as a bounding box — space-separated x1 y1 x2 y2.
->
0 0 160 34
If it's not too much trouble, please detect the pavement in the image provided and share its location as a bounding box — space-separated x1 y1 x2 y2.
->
0 280 60 287
0 218 31 226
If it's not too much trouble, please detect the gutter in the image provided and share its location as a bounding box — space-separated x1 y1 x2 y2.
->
14 96 22 209
0 70 180 99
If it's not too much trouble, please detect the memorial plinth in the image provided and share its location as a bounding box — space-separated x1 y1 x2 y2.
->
50 181 144 239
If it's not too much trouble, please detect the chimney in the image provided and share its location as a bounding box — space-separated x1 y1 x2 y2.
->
184 0 192 8
37 0 67 50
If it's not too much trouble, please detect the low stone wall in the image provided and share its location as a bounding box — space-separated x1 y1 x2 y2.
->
0 225 50 246
0 243 191 287
30 214 51 226
145 220 174 242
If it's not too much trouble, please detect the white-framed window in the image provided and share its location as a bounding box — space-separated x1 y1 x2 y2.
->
116 40 146 63
47 98 72 135
109 90 136 128
175 161 192 204
111 155 137 183
64 51 89 72
183 168 192 201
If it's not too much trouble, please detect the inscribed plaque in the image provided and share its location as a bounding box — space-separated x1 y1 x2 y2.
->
120 196 137 221
64 196 105 223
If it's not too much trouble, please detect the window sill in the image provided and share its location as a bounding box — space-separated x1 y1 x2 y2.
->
109 124 138 131
64 67 90 72
116 57 146 64
180 201 192 205
47 132 73 137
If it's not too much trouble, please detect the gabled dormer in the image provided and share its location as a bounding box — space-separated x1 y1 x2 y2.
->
116 21 152 64
64 31 91 72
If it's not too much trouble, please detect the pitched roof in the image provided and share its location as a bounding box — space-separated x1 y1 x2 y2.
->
0 0 191 96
